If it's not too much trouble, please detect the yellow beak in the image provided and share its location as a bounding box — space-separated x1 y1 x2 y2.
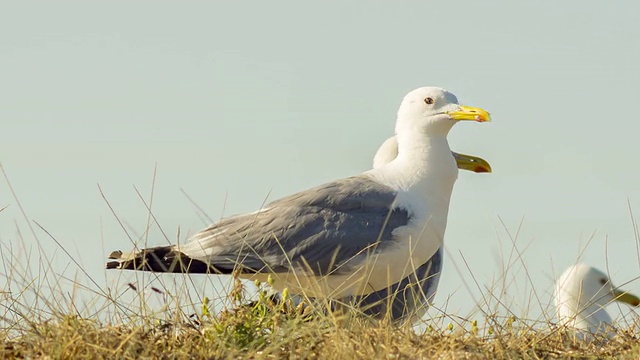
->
447 105 492 123
453 152 492 173
613 288 640 307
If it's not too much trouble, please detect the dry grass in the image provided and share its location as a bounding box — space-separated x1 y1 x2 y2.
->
1 269 640 360
2 167 640 359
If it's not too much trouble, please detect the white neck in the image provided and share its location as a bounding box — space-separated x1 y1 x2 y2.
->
386 131 458 192
367 125 458 223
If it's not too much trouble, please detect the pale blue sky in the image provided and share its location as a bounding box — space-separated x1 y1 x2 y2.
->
2 1 640 322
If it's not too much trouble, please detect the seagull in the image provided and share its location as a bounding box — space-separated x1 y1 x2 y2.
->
554 263 640 338
107 86 490 301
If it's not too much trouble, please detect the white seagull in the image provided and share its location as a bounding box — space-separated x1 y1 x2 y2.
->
554 263 640 337
107 86 490 301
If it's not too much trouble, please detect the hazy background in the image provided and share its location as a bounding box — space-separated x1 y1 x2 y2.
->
2 1 640 323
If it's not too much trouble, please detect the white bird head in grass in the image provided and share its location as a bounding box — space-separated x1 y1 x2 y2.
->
554 263 640 338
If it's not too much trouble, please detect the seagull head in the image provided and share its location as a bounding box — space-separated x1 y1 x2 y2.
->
395 87 491 138
554 263 640 334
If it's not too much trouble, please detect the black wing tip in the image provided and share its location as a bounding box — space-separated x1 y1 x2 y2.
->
104 246 235 274
105 261 121 269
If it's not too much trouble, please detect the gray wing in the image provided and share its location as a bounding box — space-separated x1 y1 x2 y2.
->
180 175 409 276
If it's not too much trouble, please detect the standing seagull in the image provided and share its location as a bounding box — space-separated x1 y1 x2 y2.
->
107 87 490 301
554 263 639 338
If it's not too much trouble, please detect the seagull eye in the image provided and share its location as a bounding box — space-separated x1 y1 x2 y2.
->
424 97 434 105
599 278 607 285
